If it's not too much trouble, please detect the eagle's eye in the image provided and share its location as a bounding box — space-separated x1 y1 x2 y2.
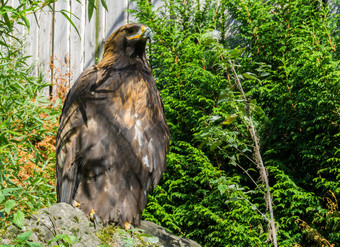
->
125 28 134 35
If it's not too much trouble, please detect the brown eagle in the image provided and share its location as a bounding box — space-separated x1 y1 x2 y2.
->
56 23 170 228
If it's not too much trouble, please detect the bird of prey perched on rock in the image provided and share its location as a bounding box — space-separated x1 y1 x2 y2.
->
56 23 170 229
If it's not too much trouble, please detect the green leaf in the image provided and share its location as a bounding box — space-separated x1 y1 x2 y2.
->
16 231 32 242
49 234 67 244
4 130 22 136
0 194 5 204
260 72 270 77
2 12 13 32
0 40 9 48
21 16 30 30
101 0 108 11
13 211 25 228
225 197 239 203
222 114 237 125
48 234 78 244
229 47 246 58
60 10 80 38
4 200 16 214
88 0 95 22
68 235 78 244
200 30 220 45
242 72 257 80
218 184 227 194
26 242 44 247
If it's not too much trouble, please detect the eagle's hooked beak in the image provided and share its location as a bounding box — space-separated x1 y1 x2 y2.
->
141 26 153 41
128 26 153 41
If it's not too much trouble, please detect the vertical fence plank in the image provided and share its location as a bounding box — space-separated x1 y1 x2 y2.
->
53 0 70 63
69 0 86 83
83 3 97 71
95 4 106 62
127 0 138 23
104 0 127 41
37 9 53 96
51 0 71 96
25 13 39 76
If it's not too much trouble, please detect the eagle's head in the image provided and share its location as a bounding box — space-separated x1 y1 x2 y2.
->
99 23 153 67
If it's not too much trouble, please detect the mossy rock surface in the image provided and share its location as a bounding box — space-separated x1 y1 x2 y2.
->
23 203 100 246
1 203 201 247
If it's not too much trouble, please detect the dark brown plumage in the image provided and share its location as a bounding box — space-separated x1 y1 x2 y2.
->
56 23 169 227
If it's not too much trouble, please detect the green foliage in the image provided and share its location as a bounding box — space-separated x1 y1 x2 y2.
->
0 0 61 233
87 0 108 21
223 0 339 244
0 0 57 48
0 43 60 229
132 0 272 246
0 231 43 247
0 0 103 235
133 0 339 246
48 234 79 247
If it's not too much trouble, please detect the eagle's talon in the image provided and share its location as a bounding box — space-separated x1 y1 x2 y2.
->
90 209 98 229
124 221 134 231
72 200 81 208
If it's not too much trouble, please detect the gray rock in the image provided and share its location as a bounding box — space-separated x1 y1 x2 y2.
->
5 203 201 247
24 202 101 247
139 221 201 247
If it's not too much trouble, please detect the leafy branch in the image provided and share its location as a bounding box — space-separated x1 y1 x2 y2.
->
228 59 278 247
